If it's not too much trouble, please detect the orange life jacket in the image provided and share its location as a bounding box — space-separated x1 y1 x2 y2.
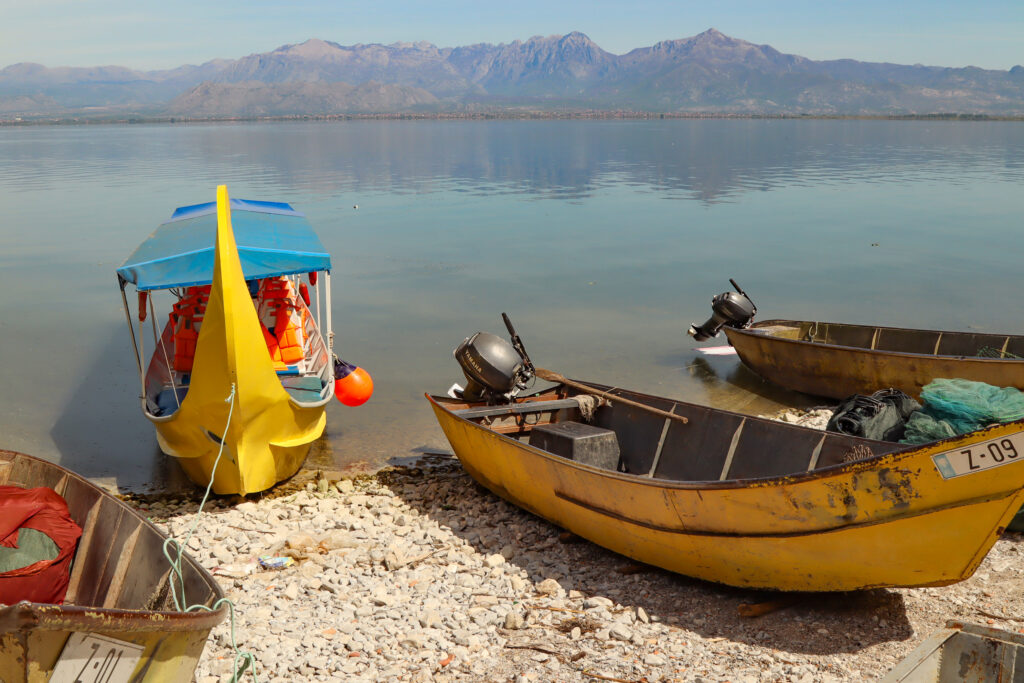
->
173 317 200 372
171 287 210 373
261 322 287 371
274 304 305 364
257 277 306 366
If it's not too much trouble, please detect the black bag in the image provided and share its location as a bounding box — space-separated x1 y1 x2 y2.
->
826 388 921 442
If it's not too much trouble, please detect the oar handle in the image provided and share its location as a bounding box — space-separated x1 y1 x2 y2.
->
535 368 689 425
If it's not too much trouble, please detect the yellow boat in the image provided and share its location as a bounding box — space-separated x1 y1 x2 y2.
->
428 375 1024 591
687 280 1024 400
725 319 1024 401
117 187 336 495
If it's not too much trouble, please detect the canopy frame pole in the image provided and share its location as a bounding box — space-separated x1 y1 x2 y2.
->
137 299 145 397
314 274 322 339
325 271 334 352
119 281 145 398
150 292 180 409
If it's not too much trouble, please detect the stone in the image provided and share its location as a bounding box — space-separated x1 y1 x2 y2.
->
503 611 525 630
286 532 317 550
211 545 232 564
399 633 426 650
535 578 563 596
584 596 614 609
419 610 442 629
319 530 357 550
370 585 393 606
609 624 632 641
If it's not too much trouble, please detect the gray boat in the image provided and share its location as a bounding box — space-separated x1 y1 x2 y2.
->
882 621 1024 682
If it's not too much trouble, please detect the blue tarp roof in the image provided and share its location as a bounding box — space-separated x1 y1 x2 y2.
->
117 198 331 291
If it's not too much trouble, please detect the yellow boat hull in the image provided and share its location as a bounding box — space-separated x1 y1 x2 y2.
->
725 319 1024 400
428 388 1024 591
148 187 327 495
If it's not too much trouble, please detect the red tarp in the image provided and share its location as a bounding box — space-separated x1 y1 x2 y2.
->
0 486 82 605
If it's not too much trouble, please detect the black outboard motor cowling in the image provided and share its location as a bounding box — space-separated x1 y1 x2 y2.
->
454 332 524 402
453 315 535 403
688 279 757 341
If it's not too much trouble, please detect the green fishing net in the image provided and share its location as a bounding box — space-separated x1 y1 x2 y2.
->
976 346 1023 359
901 378 1024 444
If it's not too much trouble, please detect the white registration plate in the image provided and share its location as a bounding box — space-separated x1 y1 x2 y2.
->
932 432 1024 479
49 633 145 683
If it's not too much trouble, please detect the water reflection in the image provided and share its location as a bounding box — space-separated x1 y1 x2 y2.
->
680 355 824 415
1 120 1021 203
1 119 1023 491
47 329 194 492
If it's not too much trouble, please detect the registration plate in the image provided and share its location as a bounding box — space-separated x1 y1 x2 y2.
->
932 432 1024 479
49 633 145 683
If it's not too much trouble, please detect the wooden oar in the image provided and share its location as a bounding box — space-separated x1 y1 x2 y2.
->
535 368 688 425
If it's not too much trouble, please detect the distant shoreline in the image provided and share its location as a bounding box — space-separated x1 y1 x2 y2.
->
3 111 1023 126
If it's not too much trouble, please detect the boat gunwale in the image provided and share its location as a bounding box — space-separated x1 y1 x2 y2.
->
729 318 1024 363
426 384 1024 492
0 450 228 634
0 601 225 634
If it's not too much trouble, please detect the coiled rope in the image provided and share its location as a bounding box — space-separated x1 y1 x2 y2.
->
161 384 259 682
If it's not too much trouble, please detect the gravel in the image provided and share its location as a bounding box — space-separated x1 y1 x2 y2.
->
132 454 1024 682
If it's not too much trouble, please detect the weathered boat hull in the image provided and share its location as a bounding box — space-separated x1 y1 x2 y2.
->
881 621 1024 682
725 319 1024 400
0 450 225 682
428 383 1024 591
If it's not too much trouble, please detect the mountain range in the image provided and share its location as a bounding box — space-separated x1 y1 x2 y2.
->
3 29 1023 119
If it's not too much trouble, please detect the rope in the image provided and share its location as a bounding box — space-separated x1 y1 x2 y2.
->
161 384 259 682
571 395 600 422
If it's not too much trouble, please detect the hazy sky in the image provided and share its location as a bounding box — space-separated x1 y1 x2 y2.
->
2 0 1022 71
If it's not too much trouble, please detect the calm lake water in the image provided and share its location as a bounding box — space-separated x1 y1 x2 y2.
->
1 119 1022 492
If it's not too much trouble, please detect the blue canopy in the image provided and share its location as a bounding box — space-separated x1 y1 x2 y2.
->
117 198 332 291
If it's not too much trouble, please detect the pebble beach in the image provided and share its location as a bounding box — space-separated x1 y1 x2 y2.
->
133 447 1024 683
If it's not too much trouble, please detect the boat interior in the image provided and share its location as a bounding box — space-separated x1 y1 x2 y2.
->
144 275 332 417
745 319 1024 359
0 450 219 613
444 383 905 483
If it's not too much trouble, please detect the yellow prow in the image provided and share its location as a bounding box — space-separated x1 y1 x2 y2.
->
152 186 327 494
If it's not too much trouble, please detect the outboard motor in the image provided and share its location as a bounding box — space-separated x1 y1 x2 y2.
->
453 313 535 403
688 279 757 341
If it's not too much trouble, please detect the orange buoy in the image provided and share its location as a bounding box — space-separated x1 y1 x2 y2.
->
333 358 373 406
299 283 311 306
308 272 317 286
138 291 148 322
